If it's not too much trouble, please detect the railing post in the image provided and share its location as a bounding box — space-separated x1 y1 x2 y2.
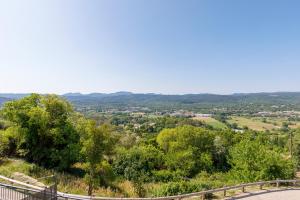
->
201 194 205 200
242 186 245 193
223 189 226 197
276 179 280 188
260 184 263 190
44 189 47 199
25 189 29 199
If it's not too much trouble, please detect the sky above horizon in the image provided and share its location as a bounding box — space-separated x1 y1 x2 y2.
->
0 0 300 95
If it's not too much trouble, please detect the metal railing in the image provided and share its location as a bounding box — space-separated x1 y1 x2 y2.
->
1 177 300 200
0 182 56 200
0 175 57 200
57 179 300 200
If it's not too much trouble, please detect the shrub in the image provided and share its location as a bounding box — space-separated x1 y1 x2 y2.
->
150 180 211 197
113 145 164 197
0 130 9 158
113 145 164 182
152 170 183 182
0 128 20 158
228 139 295 182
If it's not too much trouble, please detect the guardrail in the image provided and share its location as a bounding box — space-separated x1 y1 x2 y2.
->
0 175 44 190
0 175 57 200
1 176 300 200
0 182 56 200
57 179 300 200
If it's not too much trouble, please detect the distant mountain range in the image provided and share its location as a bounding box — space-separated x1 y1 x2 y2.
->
0 97 11 105
1 92 300 111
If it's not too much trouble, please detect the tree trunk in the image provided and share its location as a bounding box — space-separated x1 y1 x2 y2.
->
88 182 93 196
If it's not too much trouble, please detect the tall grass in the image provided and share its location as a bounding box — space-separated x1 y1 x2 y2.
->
0 159 130 197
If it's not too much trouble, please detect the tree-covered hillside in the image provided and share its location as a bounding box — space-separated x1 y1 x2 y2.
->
1 92 300 113
0 94 299 197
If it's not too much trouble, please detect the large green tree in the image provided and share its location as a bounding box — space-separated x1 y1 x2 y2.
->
113 145 164 196
1 94 80 170
229 139 295 182
79 120 116 195
156 125 214 177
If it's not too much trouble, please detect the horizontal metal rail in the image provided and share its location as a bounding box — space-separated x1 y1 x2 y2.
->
0 182 57 200
1 176 300 200
0 182 41 193
57 179 300 200
0 175 44 190
0 182 46 200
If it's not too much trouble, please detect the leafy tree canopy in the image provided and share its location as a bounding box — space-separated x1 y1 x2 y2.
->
1 94 80 170
157 125 214 176
229 139 295 182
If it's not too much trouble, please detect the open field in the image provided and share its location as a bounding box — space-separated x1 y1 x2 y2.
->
261 117 300 129
193 116 227 129
228 116 300 131
228 117 278 131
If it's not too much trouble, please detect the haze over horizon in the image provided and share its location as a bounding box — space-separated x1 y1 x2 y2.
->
1 91 300 97
1 0 300 94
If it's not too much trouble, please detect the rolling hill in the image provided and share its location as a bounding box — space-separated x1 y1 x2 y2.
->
0 97 11 106
1 92 300 112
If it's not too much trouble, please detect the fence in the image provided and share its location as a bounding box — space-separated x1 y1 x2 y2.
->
0 178 300 200
0 182 57 200
57 179 300 200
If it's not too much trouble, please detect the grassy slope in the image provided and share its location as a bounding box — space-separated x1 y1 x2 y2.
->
193 117 227 129
0 159 135 197
0 159 293 199
0 159 221 198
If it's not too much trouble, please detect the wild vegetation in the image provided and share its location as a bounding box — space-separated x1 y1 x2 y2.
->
0 94 300 197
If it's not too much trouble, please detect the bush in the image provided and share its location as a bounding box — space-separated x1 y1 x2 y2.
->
113 145 164 197
0 128 20 158
0 120 11 130
228 139 295 182
113 145 164 182
0 130 9 158
152 170 183 182
151 180 211 197
193 171 243 190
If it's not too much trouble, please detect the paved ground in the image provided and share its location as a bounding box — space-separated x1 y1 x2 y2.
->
226 188 300 200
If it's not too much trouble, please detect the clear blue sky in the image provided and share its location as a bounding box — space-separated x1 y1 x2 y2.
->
0 0 299 94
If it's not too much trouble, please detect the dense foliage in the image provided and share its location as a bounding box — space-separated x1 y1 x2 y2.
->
229 138 295 182
157 126 214 176
1 94 80 170
0 94 299 197
79 120 116 194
